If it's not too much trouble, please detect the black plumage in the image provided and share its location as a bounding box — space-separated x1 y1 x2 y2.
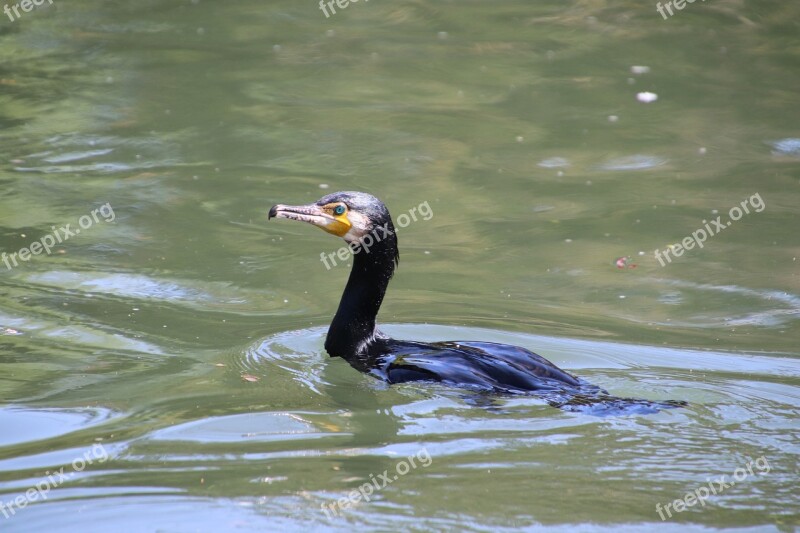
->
269 191 684 415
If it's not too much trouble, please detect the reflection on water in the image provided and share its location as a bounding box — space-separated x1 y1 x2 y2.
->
770 138 800 158
0 0 798 530
595 154 668 172
0 406 117 447
3 325 798 530
149 412 334 444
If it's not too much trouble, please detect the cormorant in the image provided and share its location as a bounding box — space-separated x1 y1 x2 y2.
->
269 191 684 415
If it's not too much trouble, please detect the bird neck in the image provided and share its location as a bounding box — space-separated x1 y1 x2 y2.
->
325 228 398 359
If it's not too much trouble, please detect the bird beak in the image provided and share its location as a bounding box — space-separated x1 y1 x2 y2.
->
268 203 351 237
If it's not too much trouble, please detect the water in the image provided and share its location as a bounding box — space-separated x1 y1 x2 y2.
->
0 0 798 531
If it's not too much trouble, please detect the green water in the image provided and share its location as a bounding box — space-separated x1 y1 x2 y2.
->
0 0 798 531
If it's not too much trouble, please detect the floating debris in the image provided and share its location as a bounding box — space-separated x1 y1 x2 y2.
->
636 91 658 103
630 65 651 75
241 374 260 383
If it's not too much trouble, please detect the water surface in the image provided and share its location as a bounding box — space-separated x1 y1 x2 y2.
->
0 1 798 531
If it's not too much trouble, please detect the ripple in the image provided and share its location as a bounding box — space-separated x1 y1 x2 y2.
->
14 133 184 175
0 406 117 448
23 271 269 312
595 154 667 171
42 149 114 164
239 328 330 394
0 308 164 355
537 157 571 169
6 495 324 532
149 412 335 443
93 22 176 34
769 137 800 157
655 279 800 327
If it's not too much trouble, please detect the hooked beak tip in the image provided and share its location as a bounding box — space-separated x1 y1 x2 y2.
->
268 205 279 220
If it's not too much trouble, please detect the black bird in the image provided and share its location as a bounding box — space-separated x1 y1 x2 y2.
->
269 191 684 415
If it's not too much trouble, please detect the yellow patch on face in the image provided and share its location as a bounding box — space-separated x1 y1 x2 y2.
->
319 203 352 237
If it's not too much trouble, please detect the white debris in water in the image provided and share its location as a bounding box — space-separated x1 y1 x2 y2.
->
516 136 524 143
319 183 329 189
698 147 707 155
437 31 449 40
608 115 619 123
630 65 651 74
637 91 658 103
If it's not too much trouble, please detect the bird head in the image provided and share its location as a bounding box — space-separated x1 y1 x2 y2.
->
269 191 395 246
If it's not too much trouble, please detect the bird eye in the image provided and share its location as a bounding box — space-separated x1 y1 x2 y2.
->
333 205 346 215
